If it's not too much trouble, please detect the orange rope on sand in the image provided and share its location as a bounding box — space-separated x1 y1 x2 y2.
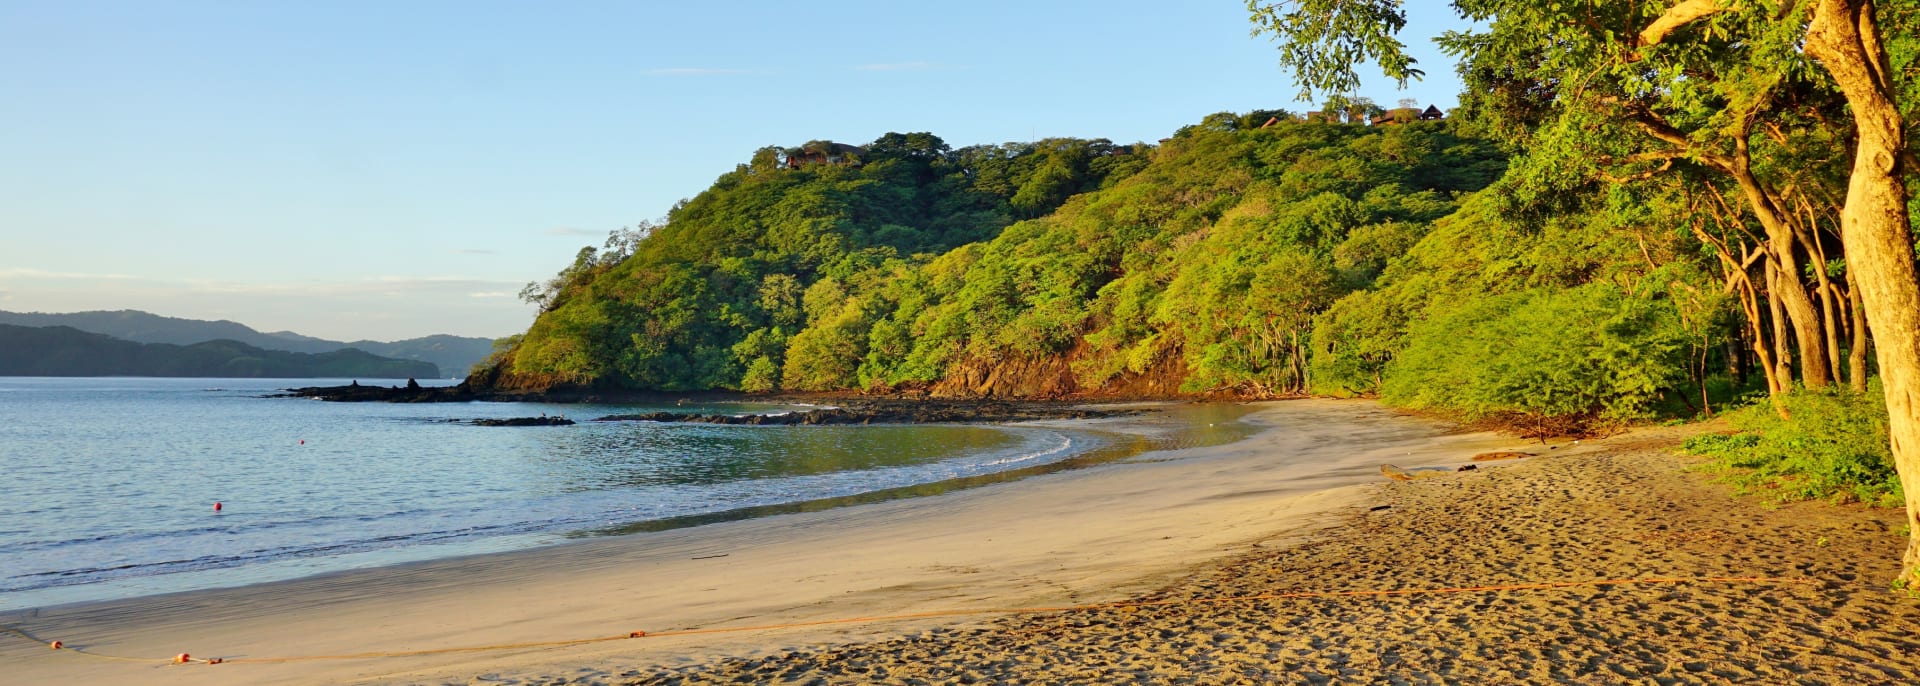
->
3 625 162 664
9 575 1818 667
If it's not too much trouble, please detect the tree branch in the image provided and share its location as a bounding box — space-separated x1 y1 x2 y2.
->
1598 154 1680 183
1638 0 1729 48
1616 104 1738 171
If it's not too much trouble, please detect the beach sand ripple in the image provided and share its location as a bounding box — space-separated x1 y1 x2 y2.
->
615 435 1920 685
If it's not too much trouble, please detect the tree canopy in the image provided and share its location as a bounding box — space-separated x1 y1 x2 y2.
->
1247 0 1920 587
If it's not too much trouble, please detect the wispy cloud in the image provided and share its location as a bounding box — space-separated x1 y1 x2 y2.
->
176 276 524 297
452 248 496 255
855 61 940 72
543 226 598 237
468 291 513 299
0 267 139 280
647 67 754 76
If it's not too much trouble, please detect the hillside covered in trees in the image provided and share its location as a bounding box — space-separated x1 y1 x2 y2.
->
472 102 1864 428
474 119 1508 400
0 324 440 378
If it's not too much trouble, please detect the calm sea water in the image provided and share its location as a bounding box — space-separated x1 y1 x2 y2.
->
0 378 1249 611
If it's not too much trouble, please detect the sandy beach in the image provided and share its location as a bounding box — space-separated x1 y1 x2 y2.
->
7 399 1918 684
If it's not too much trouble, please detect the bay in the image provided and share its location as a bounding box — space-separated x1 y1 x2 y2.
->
0 378 1250 611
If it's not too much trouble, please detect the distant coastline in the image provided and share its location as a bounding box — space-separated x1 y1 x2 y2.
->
0 309 496 375
0 324 438 379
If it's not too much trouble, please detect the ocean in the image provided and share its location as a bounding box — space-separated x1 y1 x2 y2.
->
0 377 1250 611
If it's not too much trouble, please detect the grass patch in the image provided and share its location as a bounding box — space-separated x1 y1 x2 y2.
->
1680 383 1902 507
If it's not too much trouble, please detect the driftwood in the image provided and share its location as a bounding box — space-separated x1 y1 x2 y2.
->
1471 451 1535 462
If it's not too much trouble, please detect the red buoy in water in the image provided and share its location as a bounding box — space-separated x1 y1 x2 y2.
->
213 502 223 512
299 439 305 445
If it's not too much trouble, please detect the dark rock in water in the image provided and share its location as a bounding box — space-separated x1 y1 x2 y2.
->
273 382 472 403
471 416 575 427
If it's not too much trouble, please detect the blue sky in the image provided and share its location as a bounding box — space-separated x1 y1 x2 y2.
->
0 1 1471 341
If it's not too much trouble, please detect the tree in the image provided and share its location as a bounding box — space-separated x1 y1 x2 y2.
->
518 246 601 313
1803 0 1920 589
866 132 951 162
1248 0 1920 588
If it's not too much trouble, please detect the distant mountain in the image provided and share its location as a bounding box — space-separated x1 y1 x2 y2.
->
0 310 495 376
342 334 496 376
0 324 440 378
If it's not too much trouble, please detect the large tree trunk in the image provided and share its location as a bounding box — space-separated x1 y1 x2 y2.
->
1731 168 1834 388
1848 274 1870 392
1805 0 1920 588
1814 253 1846 386
1766 262 1797 389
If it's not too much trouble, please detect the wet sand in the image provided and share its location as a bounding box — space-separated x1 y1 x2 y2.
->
10 401 1917 685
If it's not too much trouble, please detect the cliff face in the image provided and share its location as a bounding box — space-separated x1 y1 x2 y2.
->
927 346 1194 400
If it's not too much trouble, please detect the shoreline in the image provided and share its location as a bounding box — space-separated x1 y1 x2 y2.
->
635 424 1920 685
2 401 1234 611
3 399 1523 685
275 379 1257 407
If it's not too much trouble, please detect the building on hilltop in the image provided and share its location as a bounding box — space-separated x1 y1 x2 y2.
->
784 142 867 169
1370 105 1446 126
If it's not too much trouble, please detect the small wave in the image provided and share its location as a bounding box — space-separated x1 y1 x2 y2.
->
3 505 445 554
0 517 556 593
971 431 1076 469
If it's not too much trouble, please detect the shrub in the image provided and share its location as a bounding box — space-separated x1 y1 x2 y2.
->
1381 284 1688 427
1681 384 1901 506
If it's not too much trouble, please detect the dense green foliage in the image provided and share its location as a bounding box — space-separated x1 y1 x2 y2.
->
1245 0 1920 510
0 324 440 378
501 133 1148 391
1381 285 1687 424
489 119 1506 396
1683 387 1902 506
1310 173 1727 428
487 104 1829 439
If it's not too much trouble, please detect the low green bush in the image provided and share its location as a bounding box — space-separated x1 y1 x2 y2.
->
1380 284 1689 427
1681 384 1901 506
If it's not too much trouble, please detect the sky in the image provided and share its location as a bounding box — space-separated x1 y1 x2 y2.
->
0 1 1473 342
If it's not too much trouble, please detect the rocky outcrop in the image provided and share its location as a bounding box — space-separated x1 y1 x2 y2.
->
597 399 1125 425
927 346 1192 399
288 342 1208 404
274 380 470 402
471 416 577 427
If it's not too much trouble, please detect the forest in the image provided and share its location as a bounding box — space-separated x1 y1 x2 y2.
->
474 1 1920 585
1243 0 1920 588
479 120 1506 398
